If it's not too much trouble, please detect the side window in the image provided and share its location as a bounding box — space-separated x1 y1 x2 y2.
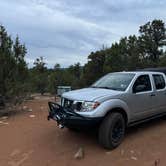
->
133 75 152 93
153 74 166 90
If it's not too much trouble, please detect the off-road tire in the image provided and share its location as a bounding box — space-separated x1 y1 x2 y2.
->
98 112 125 149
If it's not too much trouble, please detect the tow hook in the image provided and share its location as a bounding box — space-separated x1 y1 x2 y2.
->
58 124 64 129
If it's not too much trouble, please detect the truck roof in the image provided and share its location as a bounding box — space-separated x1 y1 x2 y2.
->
114 67 166 75
139 67 166 74
137 67 166 75
115 70 166 75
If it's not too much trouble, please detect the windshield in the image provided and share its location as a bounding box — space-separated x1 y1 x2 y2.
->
91 73 135 91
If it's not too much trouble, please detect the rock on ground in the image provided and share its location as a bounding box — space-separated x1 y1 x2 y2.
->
74 147 84 160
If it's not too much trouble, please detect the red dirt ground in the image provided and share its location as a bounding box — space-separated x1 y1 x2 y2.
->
0 95 166 166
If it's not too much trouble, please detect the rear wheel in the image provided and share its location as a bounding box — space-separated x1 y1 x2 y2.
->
98 112 126 149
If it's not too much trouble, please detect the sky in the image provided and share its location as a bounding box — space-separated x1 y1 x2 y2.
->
0 0 166 68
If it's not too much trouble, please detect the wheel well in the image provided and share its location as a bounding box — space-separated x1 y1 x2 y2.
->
105 108 128 125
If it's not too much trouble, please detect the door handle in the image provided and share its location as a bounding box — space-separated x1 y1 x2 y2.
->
150 93 156 97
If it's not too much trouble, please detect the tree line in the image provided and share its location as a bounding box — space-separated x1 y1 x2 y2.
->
0 25 28 105
0 19 166 105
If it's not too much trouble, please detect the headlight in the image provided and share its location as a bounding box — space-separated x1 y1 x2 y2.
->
79 101 100 112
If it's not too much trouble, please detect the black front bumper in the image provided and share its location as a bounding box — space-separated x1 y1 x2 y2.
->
47 102 102 128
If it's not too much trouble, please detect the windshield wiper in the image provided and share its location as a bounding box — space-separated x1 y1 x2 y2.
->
93 86 112 89
91 86 121 90
91 86 98 88
91 86 110 89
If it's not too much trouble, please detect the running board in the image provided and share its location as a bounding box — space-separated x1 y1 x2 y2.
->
128 112 166 127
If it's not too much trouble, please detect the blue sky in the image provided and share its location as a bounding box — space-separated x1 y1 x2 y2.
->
0 0 166 67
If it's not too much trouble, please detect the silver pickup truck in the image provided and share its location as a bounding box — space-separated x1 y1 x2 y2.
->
48 68 166 149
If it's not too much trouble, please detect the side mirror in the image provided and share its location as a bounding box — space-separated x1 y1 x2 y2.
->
133 84 146 93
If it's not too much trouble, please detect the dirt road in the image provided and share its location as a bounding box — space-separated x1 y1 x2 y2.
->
0 96 166 166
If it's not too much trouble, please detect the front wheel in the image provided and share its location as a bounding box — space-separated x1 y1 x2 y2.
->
98 112 126 149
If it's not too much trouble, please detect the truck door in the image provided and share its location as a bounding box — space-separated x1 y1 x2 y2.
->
129 74 156 120
152 74 166 112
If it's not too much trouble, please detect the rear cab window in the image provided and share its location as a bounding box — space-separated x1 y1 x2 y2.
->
153 74 166 90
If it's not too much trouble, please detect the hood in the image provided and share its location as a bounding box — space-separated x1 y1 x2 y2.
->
62 88 123 101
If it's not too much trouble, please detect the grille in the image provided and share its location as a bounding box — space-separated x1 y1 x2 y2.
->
62 98 82 111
